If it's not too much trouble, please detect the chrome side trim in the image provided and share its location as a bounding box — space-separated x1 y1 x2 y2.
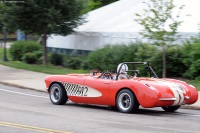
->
159 98 176 101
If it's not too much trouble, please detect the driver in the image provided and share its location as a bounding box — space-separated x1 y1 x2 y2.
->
101 70 113 79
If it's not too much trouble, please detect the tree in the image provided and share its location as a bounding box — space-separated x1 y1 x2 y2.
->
135 0 184 78
83 0 118 13
95 0 118 7
6 0 86 65
0 3 16 33
181 24 200 80
0 4 5 31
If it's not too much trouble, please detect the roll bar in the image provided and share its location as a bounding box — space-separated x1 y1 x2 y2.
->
116 62 158 80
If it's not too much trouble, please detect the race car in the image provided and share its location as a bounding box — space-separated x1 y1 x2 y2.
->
44 62 198 113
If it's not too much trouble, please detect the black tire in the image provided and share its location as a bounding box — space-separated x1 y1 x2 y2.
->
49 83 68 105
116 89 139 113
162 105 180 112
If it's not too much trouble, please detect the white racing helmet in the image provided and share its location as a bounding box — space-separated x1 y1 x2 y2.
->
117 63 128 74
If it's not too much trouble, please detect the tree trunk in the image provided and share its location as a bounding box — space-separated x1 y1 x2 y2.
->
162 45 166 78
42 33 47 65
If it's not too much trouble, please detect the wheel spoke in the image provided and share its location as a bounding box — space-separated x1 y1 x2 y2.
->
125 99 130 108
54 91 58 100
51 87 60 102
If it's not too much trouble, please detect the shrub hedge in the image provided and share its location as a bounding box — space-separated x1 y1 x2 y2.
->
63 56 85 69
82 42 199 79
10 41 42 61
9 41 24 61
9 40 200 80
82 43 159 75
181 41 200 80
22 50 43 64
50 52 63 66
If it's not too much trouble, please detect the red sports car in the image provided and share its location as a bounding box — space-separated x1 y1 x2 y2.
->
44 62 198 113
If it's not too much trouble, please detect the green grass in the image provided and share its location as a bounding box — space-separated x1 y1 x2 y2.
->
0 48 88 75
0 47 11 59
185 80 200 91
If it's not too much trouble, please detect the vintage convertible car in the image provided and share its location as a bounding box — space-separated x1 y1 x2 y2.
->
44 62 198 113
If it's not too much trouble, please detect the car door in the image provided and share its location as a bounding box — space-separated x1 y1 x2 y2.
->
83 76 111 105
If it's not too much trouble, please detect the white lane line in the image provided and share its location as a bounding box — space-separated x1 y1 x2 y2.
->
0 88 48 99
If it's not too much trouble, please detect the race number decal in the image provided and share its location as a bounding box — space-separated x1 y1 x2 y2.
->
61 82 102 97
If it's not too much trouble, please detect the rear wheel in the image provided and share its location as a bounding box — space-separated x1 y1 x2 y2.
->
116 89 139 113
162 105 180 112
49 83 68 105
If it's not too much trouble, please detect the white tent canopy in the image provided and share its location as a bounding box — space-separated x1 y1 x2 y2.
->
47 0 200 53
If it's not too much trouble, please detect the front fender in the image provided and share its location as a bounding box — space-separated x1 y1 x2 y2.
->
109 80 158 108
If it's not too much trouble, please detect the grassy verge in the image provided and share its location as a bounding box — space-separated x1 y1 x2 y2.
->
185 80 200 91
0 48 88 74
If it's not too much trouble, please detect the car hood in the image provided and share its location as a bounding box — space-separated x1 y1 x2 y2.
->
136 78 198 104
137 78 193 93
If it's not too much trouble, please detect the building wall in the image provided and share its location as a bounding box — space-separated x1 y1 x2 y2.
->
47 32 198 55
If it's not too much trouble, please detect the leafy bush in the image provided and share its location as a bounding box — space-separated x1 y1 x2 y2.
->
82 45 126 71
181 42 200 79
23 41 42 54
166 46 186 77
82 43 158 73
63 56 85 69
50 52 63 66
10 41 24 61
37 56 43 65
22 52 37 64
21 50 43 64
37 53 51 65
34 50 43 58
82 43 189 78
150 46 186 78
10 41 42 61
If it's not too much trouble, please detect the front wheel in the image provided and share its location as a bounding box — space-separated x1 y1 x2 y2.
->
116 89 139 113
49 83 68 105
162 105 180 112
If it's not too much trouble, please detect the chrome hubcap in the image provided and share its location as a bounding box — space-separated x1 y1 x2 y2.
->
50 86 60 102
118 93 131 111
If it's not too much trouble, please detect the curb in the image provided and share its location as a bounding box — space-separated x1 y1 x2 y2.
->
0 81 47 93
181 105 200 110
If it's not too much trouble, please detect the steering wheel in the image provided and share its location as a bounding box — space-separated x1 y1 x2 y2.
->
101 72 112 79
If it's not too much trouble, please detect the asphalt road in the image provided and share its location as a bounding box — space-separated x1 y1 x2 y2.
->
0 84 200 133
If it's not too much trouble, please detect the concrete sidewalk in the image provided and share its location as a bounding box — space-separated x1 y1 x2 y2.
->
0 64 199 110
0 64 49 92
